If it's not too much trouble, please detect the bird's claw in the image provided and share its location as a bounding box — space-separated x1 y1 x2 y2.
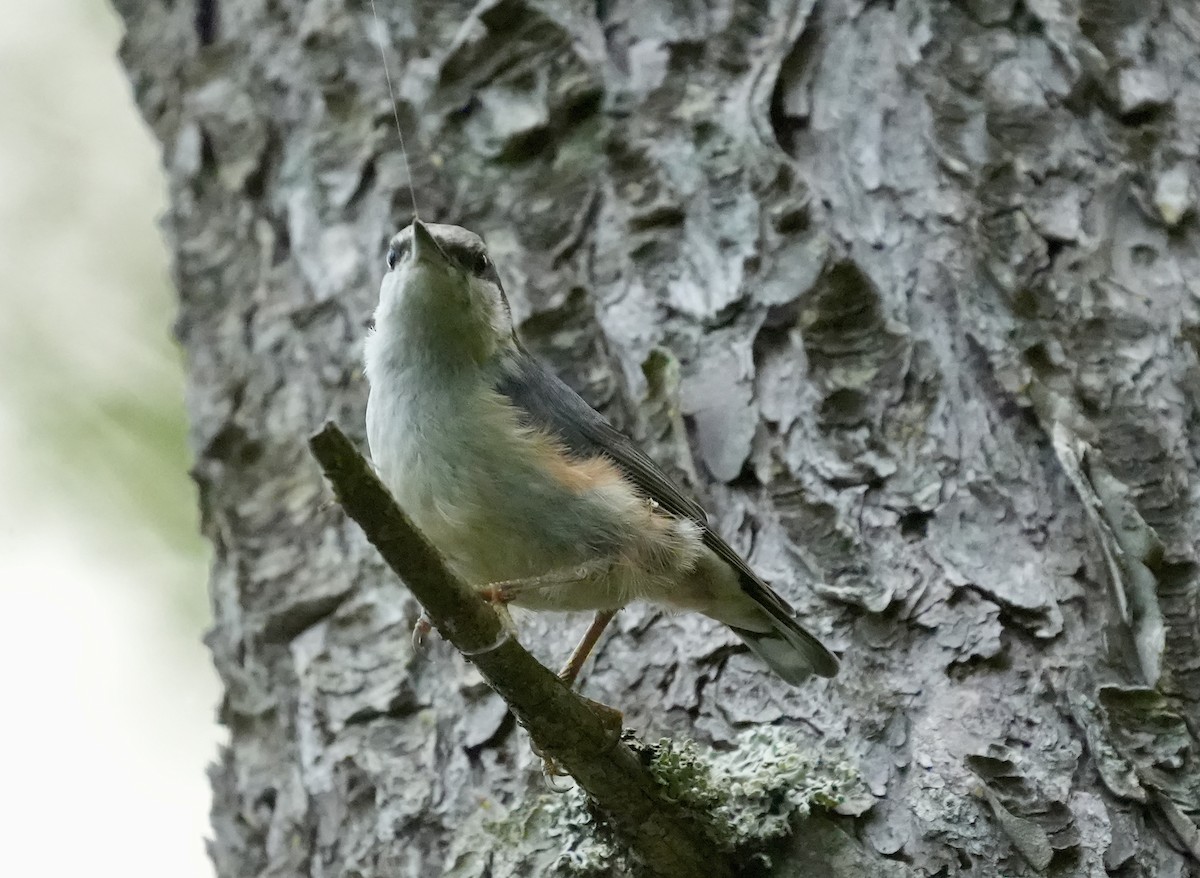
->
530 738 573 790
411 613 433 650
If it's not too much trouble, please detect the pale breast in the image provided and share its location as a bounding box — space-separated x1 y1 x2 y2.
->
366 367 634 589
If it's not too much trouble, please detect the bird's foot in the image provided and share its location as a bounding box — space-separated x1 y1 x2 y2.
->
529 737 575 791
579 695 625 742
527 693 622 791
411 612 433 650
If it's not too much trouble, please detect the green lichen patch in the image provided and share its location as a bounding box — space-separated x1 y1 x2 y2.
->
445 726 866 877
636 726 865 854
442 788 625 878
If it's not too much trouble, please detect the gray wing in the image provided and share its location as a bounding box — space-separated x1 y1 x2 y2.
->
494 346 708 524
494 345 839 679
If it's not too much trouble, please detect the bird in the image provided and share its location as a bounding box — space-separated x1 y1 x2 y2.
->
363 219 838 686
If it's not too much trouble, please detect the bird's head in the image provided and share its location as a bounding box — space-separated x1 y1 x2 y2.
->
375 220 515 364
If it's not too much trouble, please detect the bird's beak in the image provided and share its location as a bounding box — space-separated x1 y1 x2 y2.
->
411 219 449 267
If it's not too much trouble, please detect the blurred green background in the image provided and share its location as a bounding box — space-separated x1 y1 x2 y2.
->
0 4 217 876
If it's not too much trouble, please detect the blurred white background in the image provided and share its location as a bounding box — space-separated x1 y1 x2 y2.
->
0 4 218 877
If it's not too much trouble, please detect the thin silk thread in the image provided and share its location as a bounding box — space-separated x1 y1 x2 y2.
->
368 0 419 220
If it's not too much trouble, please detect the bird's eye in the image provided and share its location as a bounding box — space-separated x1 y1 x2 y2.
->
386 240 410 271
473 252 492 277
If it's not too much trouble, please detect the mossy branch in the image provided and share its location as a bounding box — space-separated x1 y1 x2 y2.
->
309 421 732 878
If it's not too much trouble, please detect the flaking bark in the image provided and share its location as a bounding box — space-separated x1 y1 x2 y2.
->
112 0 1200 875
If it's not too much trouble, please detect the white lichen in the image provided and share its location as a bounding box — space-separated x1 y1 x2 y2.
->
640 726 862 853
447 726 865 877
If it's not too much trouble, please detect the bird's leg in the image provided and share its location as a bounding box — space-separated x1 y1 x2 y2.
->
558 609 618 688
558 608 625 740
479 557 613 604
482 562 626 773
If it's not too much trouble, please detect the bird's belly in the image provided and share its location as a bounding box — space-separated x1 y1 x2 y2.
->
366 379 704 613
379 448 565 582
407 480 651 612
413 485 583 587
368 386 612 588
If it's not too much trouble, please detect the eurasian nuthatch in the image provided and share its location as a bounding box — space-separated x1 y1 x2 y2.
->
364 220 838 685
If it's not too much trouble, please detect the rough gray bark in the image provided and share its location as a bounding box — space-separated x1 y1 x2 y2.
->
113 0 1200 875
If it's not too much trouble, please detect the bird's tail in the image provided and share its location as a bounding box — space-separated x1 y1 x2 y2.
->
685 543 839 684
728 617 839 685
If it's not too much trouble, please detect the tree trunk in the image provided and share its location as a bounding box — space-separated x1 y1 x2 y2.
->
113 0 1200 875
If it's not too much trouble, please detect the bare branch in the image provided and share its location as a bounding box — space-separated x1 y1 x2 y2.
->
308 421 732 878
